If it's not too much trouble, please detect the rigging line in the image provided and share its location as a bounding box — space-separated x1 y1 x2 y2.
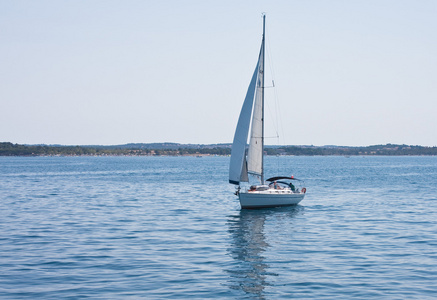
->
265 98 279 136
266 26 287 148
264 136 280 139
265 23 283 174
264 27 280 143
249 136 278 139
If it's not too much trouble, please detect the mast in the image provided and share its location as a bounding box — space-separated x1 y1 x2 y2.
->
261 14 265 184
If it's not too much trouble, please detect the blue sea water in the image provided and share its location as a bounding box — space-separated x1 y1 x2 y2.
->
1 155 437 299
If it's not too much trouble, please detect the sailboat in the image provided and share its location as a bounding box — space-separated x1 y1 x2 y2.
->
229 14 306 209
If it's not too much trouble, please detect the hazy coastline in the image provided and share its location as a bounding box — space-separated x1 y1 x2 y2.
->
1 142 436 156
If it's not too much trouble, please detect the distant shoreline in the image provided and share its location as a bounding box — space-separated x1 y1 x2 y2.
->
1 142 437 156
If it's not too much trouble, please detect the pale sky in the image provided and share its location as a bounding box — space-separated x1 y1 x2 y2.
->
1 0 436 146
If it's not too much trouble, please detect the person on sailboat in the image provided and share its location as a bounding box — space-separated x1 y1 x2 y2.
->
269 181 278 189
274 181 282 190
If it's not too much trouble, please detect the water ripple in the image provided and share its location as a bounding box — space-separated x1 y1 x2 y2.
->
1 156 437 299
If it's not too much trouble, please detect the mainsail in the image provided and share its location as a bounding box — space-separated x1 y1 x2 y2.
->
247 42 264 178
229 29 265 185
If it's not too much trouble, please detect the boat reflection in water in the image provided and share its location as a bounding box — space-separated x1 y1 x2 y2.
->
226 207 303 298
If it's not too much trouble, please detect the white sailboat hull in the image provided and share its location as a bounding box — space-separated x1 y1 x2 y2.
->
239 190 305 209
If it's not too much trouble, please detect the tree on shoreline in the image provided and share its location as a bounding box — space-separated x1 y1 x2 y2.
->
1 142 436 156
